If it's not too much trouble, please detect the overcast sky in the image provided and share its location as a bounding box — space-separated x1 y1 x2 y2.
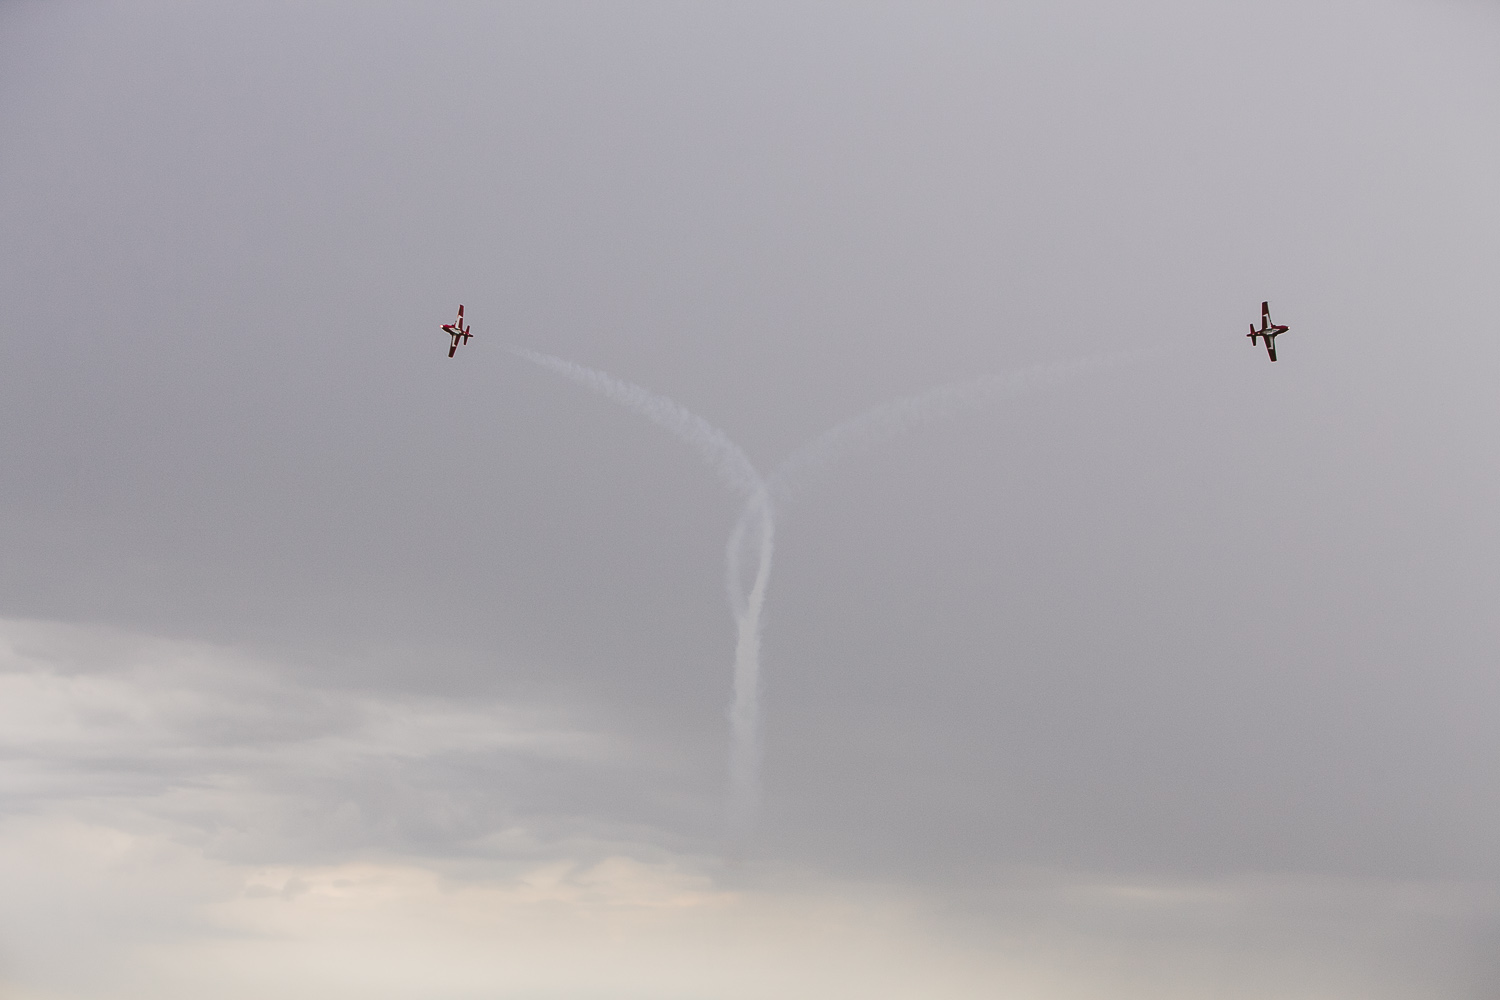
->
2 1 1499 997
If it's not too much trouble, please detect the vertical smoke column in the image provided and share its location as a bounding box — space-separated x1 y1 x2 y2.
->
725 484 773 831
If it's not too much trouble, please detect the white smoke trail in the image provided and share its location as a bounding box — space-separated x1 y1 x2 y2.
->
768 351 1133 512
505 346 763 498
726 351 1133 564
504 345 773 828
723 484 773 830
720 350 1134 827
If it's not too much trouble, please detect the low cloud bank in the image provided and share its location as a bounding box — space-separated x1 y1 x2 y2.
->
0 618 1493 999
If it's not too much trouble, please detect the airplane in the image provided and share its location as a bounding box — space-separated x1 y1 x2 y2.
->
1247 301 1288 361
442 304 472 358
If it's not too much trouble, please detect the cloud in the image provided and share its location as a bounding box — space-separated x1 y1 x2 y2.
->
0 617 618 863
3 817 1492 1000
0 618 1494 998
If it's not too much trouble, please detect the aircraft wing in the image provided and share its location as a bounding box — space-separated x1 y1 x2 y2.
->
1262 301 1270 327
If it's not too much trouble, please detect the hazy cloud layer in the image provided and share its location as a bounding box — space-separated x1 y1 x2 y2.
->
1 618 1494 999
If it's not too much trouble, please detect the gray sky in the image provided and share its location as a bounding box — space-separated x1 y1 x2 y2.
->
2 1 1499 996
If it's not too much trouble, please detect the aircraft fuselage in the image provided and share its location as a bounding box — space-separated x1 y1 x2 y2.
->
1247 302 1287 361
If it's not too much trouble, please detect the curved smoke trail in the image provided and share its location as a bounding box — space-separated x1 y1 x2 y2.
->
730 351 1133 550
721 350 1134 825
771 352 1130 510
505 346 763 497
503 345 773 827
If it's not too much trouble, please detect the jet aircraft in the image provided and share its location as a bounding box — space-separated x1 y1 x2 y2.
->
442 304 472 358
1247 301 1288 361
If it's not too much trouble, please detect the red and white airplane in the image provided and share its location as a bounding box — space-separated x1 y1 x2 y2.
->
442 304 472 358
1247 301 1288 361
